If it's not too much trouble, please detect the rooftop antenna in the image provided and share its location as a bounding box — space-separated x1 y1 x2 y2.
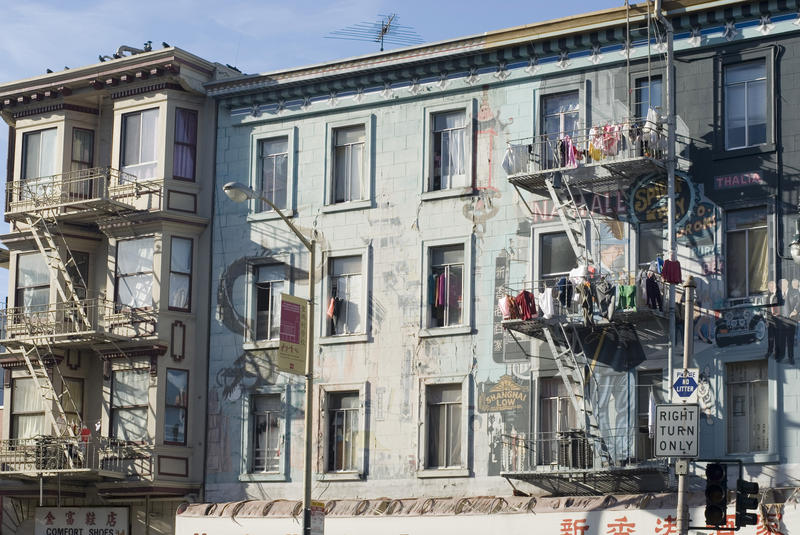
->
327 13 424 51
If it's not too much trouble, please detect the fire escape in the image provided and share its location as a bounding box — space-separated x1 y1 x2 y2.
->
0 166 161 479
500 125 678 495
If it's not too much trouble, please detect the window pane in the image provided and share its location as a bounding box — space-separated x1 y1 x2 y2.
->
72 129 94 170
261 138 288 156
725 84 746 149
728 208 767 230
434 111 465 131
140 109 158 163
166 370 188 407
123 113 142 166
726 61 765 84
17 253 49 287
118 238 154 274
63 378 84 416
12 378 44 412
165 407 186 443
747 79 767 146
335 125 365 145
331 256 361 276
171 238 192 274
541 233 577 276
112 370 149 407
112 408 148 441
118 274 153 308
23 131 42 180
446 265 463 325
543 92 579 115
447 403 462 466
747 227 768 294
726 232 747 298
431 245 463 266
39 129 58 177
254 394 281 413
638 224 664 265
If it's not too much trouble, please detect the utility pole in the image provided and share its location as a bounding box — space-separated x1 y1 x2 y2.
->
677 276 696 535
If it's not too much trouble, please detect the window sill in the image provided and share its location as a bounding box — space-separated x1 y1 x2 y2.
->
712 143 775 160
239 472 288 483
243 340 280 351
317 471 363 482
421 187 473 202
319 333 369 345
417 467 470 479
321 200 371 214
418 325 471 338
247 209 296 223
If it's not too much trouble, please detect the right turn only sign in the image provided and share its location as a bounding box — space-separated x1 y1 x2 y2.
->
654 403 699 458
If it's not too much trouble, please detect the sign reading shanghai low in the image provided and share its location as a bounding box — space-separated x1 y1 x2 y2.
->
478 374 528 412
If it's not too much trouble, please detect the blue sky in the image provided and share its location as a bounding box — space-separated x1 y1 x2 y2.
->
0 0 626 298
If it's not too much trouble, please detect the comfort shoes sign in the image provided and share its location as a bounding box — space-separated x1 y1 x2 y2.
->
35 507 128 535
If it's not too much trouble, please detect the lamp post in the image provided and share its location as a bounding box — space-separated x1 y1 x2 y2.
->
222 181 316 535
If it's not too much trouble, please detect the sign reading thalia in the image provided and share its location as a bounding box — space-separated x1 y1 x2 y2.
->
654 403 699 458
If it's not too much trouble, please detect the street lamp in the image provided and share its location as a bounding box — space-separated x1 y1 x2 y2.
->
222 181 316 534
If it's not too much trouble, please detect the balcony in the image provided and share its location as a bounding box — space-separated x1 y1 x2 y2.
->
505 124 690 197
500 428 670 495
5 167 162 222
0 436 153 480
0 298 157 348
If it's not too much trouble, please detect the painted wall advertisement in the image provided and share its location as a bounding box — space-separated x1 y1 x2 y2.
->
36 507 128 535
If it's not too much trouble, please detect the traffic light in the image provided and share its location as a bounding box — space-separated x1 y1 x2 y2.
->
736 478 759 528
705 463 728 526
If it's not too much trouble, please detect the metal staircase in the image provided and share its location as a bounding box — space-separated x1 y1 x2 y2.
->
544 176 598 266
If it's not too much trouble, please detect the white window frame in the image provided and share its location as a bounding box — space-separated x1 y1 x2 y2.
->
537 376 578 466
120 107 161 181
109 367 150 442
244 259 291 350
322 116 373 212
248 126 296 222
724 60 767 151
239 385 290 482
420 236 473 337
320 247 370 344
21 127 59 180
417 375 470 478
725 207 769 298
421 101 474 200
114 236 156 310
10 376 47 439
318 382 367 481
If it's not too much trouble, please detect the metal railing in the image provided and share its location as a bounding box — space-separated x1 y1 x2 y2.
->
0 298 156 343
500 427 664 473
499 276 596 322
5 166 159 215
0 436 153 477
504 123 690 177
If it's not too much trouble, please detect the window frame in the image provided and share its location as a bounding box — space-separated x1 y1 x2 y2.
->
420 236 473 337
318 382 367 481
168 236 193 312
323 116 374 212
70 127 95 172
725 360 769 455
633 75 663 123
248 126 297 222
417 375 470 478
163 368 189 446
10 376 47 439
239 385 290 482
110 367 150 443
248 261 289 347
172 107 198 181
421 100 474 200
715 49 775 158
537 376 578 466
635 369 664 461
114 236 156 310
21 127 59 181
725 206 769 299
320 247 370 344
120 107 161 181
62 376 85 431
15 251 50 313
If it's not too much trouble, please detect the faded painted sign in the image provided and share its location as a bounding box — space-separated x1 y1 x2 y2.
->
630 174 691 223
713 171 765 190
478 374 528 412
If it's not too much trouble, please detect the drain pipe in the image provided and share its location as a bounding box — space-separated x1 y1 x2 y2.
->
653 2 684 533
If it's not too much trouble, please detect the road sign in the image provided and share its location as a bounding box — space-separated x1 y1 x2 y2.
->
672 368 700 403
654 403 699 458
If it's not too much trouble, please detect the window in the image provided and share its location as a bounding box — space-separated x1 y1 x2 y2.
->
169 237 193 311
327 256 362 336
331 126 365 203
638 223 664 268
115 237 154 309
165 369 188 445
326 392 360 472
111 369 149 441
426 384 462 468
71 128 94 171
635 370 665 461
540 232 577 279
257 137 288 211
727 360 768 453
542 91 579 169
11 377 46 439
173 108 197 181
725 61 766 150
62 377 84 431
121 108 159 180
251 394 282 473
15 252 49 314
430 111 467 191
634 76 663 121
539 377 577 465
22 128 58 180
254 265 284 341
726 208 767 297
429 245 464 328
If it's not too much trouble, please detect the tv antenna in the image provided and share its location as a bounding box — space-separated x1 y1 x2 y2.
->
327 13 424 52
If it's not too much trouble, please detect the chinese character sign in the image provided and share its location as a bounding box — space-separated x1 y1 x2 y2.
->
36 507 128 535
278 293 308 375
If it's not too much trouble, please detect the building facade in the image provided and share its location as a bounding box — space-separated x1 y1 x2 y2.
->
200 0 800 532
0 46 233 534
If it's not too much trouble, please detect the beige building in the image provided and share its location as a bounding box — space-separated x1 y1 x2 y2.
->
0 45 233 534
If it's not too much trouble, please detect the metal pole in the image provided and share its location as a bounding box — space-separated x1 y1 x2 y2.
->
677 276 696 535
303 241 315 535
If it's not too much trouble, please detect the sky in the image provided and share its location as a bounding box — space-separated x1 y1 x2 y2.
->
0 0 626 298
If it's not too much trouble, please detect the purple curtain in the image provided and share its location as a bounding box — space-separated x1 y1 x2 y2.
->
173 109 197 180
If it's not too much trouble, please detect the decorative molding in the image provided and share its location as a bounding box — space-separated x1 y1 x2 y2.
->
110 82 184 100
171 321 186 361
0 352 62 370
98 344 167 361
12 103 98 119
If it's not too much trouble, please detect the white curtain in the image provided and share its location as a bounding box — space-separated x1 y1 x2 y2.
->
122 109 159 181
12 378 46 438
111 369 149 441
117 238 154 308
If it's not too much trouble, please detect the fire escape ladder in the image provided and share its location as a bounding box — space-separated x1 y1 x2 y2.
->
544 176 597 266
25 214 92 332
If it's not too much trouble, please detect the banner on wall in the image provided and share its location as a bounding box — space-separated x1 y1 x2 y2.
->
36 507 128 535
278 293 308 375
